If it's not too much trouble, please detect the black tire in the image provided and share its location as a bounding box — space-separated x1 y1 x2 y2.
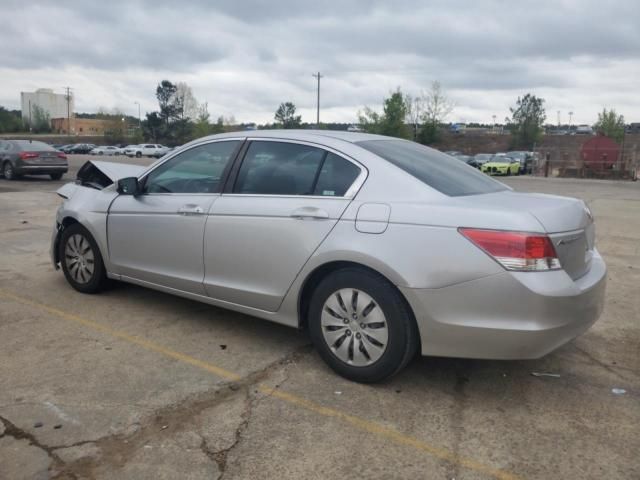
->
50 173 63 180
136 151 142 158
308 268 419 383
506 169 511 176
59 223 108 294
3 161 16 180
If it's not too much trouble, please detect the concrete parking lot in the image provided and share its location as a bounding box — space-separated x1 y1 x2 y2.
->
1 154 639 480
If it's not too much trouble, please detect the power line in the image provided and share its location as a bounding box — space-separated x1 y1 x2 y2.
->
312 72 323 128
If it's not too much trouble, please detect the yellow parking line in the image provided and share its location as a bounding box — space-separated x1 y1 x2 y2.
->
0 289 521 480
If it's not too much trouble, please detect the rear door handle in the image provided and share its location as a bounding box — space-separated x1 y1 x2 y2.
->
178 204 205 215
290 207 329 220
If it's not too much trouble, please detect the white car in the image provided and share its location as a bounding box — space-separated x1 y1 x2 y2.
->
124 144 170 158
90 146 122 156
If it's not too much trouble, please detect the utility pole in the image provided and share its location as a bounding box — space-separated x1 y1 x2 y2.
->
312 72 323 128
64 87 72 135
557 110 561 129
568 111 573 132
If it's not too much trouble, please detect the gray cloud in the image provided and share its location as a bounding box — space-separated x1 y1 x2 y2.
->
0 0 639 123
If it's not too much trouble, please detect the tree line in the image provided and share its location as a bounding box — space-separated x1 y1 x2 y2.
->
0 79 628 148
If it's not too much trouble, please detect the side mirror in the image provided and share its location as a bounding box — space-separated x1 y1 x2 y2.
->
117 177 141 195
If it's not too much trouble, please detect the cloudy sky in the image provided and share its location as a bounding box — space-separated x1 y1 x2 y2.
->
1 0 639 125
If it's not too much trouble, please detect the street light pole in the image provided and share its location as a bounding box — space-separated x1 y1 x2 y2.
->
134 101 141 128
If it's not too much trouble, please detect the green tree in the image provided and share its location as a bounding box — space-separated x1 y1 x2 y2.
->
156 80 178 128
594 108 625 143
418 81 453 144
274 102 302 128
508 93 546 149
359 88 411 139
143 112 163 143
31 105 51 133
0 107 23 133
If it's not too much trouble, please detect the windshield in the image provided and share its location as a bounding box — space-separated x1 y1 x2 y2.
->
357 139 508 197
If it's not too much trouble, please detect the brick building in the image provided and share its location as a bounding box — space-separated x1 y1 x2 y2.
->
51 117 114 135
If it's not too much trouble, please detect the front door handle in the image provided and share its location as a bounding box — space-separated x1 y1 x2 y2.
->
177 204 205 215
290 206 329 220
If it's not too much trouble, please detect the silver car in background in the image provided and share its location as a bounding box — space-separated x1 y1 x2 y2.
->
50 130 606 382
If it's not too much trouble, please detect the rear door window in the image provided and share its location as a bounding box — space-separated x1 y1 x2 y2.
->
233 141 325 195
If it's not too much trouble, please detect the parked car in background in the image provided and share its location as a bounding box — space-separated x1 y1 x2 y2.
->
50 130 605 382
481 155 521 176
68 144 96 154
506 151 533 174
90 146 122 156
473 153 493 165
0 139 68 180
454 154 480 169
575 125 594 135
444 150 461 156
58 144 75 153
124 144 170 158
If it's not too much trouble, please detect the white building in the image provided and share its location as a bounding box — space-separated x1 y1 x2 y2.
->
21 88 74 126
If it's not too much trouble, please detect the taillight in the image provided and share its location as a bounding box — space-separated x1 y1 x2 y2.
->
459 228 561 271
57 153 67 159
19 152 38 159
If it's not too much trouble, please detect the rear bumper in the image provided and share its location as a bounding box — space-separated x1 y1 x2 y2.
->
401 250 607 359
15 164 68 175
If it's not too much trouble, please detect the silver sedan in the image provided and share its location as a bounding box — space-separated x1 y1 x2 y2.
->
51 131 606 382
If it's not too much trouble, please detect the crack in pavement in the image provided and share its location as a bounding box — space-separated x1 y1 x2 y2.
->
0 414 75 478
48 343 312 479
206 352 296 478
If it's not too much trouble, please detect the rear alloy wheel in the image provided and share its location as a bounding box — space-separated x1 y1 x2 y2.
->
3 162 16 180
59 224 108 293
308 268 418 383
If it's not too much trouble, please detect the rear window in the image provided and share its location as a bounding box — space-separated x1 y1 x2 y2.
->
357 139 508 197
12 140 55 152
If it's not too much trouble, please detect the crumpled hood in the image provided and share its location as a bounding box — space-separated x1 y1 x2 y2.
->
88 160 146 181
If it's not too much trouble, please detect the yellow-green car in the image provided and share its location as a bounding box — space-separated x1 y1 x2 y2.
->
481 156 520 176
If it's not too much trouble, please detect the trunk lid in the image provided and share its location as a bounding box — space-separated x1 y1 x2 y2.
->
460 191 595 279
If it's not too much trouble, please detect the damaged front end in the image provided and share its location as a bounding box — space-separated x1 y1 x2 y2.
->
51 160 147 269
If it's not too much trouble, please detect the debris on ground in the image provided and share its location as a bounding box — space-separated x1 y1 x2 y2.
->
531 372 561 378
611 388 627 395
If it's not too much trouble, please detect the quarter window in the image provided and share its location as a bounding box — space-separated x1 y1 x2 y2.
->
144 141 239 194
233 142 361 196
313 153 361 197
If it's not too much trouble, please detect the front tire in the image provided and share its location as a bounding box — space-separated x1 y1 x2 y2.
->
59 224 108 293
136 151 142 158
50 173 63 180
308 268 418 383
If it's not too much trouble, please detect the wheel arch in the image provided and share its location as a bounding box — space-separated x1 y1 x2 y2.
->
297 260 417 332
53 216 108 269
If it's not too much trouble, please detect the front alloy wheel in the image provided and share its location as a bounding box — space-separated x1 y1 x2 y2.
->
65 234 95 284
59 224 108 293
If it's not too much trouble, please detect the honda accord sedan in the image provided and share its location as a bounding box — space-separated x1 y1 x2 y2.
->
51 130 606 382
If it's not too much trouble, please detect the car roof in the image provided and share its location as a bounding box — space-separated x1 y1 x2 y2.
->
194 129 391 145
